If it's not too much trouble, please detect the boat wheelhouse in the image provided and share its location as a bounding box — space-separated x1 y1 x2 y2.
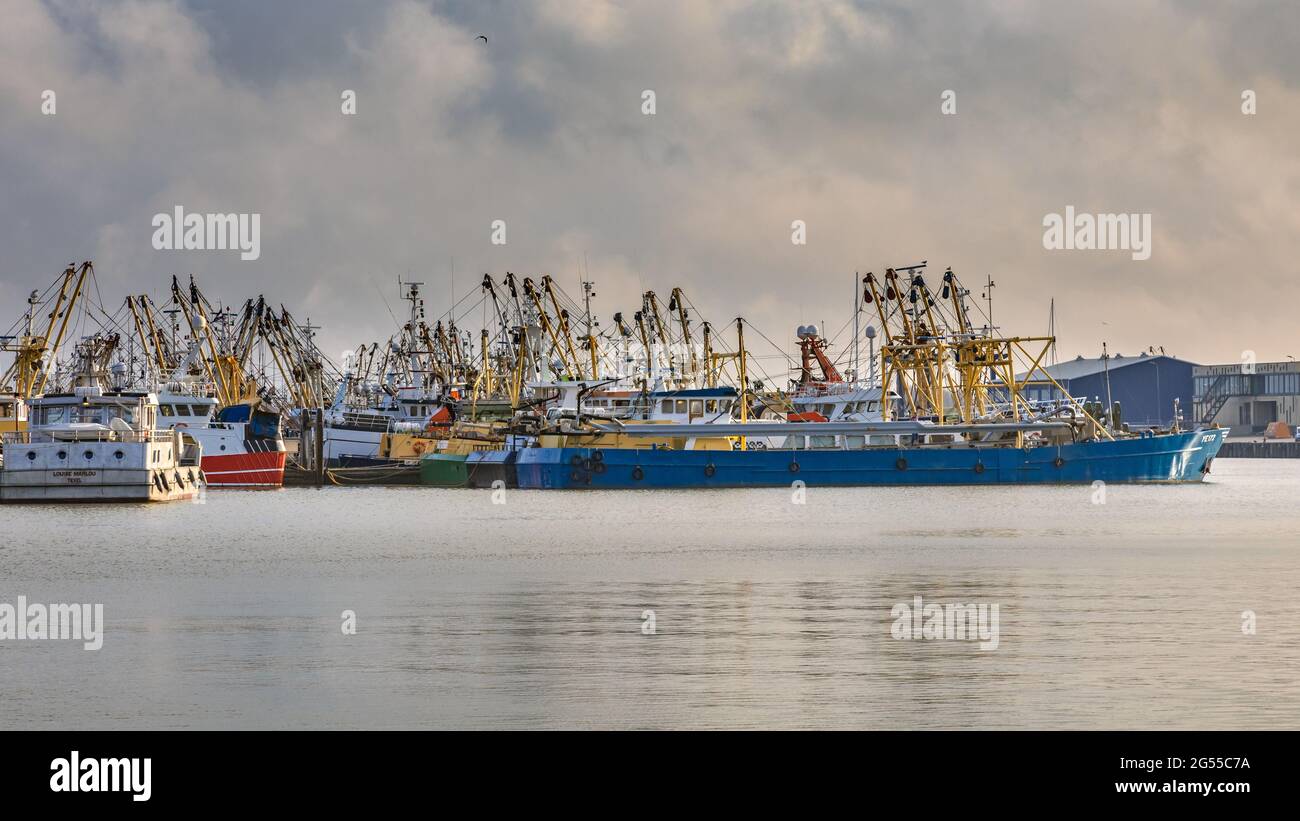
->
0 387 202 502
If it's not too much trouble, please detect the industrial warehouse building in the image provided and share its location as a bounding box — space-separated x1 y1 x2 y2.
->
1193 360 1300 435
1019 352 1195 428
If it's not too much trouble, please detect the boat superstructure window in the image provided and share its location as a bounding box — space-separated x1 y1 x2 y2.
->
675 400 688 414
160 404 174 417
661 400 673 414
689 400 703 417
34 400 138 427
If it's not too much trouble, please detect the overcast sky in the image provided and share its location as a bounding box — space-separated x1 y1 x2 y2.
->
3 0 1298 370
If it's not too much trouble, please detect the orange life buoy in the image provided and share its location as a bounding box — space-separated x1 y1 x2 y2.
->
412 440 426 455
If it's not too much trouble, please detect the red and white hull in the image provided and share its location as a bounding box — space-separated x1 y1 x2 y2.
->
200 449 286 487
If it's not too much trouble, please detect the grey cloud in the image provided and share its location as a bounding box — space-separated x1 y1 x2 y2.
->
2 0 1299 368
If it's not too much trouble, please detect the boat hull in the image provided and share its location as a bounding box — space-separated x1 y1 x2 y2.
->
419 453 470 487
200 449 286 488
327 461 423 486
515 428 1227 489
0 465 202 502
465 450 518 488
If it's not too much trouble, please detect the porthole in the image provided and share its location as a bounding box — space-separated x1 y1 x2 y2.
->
114 450 125 460
56 450 67 460
26 451 36 461
84 450 94 461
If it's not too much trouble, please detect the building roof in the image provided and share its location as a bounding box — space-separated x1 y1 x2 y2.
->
1019 353 1197 382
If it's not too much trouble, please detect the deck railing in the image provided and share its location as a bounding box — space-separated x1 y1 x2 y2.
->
2 429 175 445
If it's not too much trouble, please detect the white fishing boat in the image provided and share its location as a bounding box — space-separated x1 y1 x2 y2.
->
319 386 448 466
0 386 202 503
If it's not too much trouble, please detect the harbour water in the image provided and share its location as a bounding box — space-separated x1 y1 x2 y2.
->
2 458 1298 730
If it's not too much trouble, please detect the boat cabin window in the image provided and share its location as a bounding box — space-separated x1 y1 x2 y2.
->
721 400 732 413
811 435 837 449
689 400 703 417
675 400 687 414
705 400 718 413
160 404 174 417
661 400 673 414
36 402 137 427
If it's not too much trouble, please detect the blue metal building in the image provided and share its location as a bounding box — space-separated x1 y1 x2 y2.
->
1020 352 1196 428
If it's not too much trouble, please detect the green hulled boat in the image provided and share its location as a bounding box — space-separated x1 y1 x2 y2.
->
416 422 510 487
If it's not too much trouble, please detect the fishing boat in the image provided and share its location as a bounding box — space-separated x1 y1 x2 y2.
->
0 386 203 502
319 283 456 466
156 389 286 487
512 265 1228 489
321 388 450 466
514 421 1226 488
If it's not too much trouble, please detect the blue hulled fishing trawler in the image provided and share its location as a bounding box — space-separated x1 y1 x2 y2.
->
511 264 1226 488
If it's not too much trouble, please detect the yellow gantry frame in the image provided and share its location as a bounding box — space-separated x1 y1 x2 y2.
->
29 262 92 397
865 267 1112 442
878 335 1113 442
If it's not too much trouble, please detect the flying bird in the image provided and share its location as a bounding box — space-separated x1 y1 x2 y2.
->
477 34 488 43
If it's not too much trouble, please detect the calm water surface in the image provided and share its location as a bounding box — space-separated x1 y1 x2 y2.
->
2 458 1298 729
